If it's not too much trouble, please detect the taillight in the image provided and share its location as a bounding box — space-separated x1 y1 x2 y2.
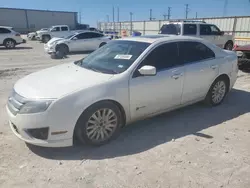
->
15 33 20 36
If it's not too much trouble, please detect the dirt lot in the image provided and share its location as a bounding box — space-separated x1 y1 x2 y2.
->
0 39 250 188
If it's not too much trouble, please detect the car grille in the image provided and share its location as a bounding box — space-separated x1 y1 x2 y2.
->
7 90 26 116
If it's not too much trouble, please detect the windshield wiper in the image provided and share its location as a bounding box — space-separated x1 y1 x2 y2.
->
86 65 102 73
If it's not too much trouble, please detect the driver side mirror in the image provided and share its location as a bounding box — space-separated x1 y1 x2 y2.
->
220 31 224 35
72 37 77 40
138 65 156 76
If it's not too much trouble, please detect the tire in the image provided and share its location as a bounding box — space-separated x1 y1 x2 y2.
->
99 42 106 48
204 77 229 106
224 41 233 51
42 35 51 43
4 39 16 49
75 101 123 146
55 44 69 59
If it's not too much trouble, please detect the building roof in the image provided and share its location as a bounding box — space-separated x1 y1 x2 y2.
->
0 7 77 14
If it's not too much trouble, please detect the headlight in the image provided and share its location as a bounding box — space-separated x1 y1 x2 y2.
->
19 100 53 114
236 51 243 57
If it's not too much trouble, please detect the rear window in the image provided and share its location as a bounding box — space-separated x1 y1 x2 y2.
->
159 24 181 35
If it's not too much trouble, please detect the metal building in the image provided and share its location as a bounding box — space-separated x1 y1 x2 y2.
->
0 7 78 33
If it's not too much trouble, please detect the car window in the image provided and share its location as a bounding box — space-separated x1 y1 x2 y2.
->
51 27 60 32
210 25 221 35
74 33 87 39
200 24 221 35
183 24 197 35
159 24 181 35
77 40 150 74
61 27 68 31
178 41 215 64
200 25 212 35
140 42 179 71
0 28 11 34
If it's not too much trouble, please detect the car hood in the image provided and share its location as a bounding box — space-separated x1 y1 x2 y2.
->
47 37 66 45
14 63 114 99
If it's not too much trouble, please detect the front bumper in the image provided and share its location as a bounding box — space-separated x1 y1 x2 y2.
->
6 105 73 147
44 44 56 54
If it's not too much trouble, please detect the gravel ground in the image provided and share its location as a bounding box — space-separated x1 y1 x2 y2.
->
0 39 250 188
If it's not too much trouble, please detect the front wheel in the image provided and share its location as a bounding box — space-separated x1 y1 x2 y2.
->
204 78 228 106
75 102 122 146
42 35 51 43
4 39 16 49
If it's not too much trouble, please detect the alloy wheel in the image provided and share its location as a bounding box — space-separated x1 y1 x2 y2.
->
211 81 226 104
86 108 118 142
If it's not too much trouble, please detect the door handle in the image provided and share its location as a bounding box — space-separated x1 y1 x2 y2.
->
210 65 218 70
171 73 183 80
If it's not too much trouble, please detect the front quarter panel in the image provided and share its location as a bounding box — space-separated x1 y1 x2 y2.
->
46 75 130 140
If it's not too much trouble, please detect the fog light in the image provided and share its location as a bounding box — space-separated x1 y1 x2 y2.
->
26 127 49 140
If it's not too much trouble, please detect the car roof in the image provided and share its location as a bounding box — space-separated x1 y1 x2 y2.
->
118 35 204 44
0 26 13 29
165 22 214 25
52 25 68 27
75 31 103 35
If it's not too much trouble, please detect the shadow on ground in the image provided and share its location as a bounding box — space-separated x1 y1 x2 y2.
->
0 46 33 50
28 88 250 160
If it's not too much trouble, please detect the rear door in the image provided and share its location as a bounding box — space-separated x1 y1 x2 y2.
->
178 41 219 104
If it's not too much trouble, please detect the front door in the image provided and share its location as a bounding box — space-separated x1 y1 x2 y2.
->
199 24 224 48
70 33 92 52
129 42 185 120
178 41 219 104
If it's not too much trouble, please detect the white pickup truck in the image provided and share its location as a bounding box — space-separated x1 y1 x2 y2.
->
159 21 234 50
36 25 82 43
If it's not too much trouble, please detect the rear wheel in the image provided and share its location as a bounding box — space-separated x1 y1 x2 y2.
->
75 101 122 146
204 78 229 106
224 41 233 50
4 39 16 49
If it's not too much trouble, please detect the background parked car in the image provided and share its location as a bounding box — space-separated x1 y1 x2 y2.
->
36 25 88 43
27 28 48 40
233 44 250 72
44 31 111 59
0 26 26 49
159 20 234 50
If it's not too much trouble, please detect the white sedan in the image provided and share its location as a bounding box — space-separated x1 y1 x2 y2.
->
7 35 238 147
44 31 110 58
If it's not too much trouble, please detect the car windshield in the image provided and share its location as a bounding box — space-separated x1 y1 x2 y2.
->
75 40 150 74
159 24 181 35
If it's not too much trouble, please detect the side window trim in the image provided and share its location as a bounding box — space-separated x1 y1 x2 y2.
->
131 42 183 78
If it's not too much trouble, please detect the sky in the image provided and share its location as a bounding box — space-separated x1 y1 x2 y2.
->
1 0 250 26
